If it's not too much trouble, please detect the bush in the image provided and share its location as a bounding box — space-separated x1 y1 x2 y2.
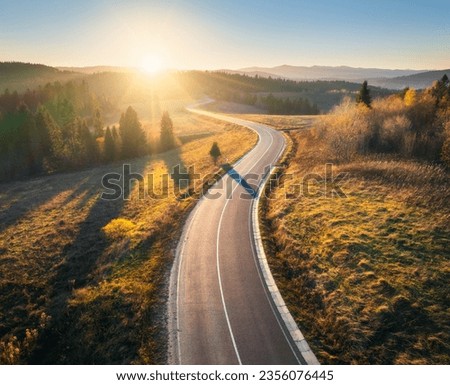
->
320 97 370 162
102 218 137 240
320 87 449 162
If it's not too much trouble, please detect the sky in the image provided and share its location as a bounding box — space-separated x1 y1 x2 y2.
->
0 0 449 70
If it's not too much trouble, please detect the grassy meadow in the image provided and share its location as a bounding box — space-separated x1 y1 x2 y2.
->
0 112 257 364
233 114 320 131
243 112 449 364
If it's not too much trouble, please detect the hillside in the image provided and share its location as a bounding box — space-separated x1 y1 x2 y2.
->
1 62 395 115
185 71 393 112
369 69 450 90
242 90 449 363
233 65 449 90
0 111 258 364
0 62 82 92
242 79 450 364
263 127 449 364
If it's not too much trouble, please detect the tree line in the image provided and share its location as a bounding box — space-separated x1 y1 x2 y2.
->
0 83 178 182
260 94 320 114
176 71 391 113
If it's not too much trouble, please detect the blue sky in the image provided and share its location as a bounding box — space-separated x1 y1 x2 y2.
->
0 0 449 69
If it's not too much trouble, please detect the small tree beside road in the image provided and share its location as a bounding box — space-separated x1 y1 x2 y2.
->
209 142 221 165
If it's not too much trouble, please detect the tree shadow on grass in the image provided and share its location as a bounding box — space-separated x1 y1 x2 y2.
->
0 163 142 351
156 146 191 198
30 157 149 364
0 171 90 233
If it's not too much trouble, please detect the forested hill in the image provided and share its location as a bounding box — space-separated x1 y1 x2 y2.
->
0 62 82 92
0 62 60 77
369 69 450 90
176 71 393 112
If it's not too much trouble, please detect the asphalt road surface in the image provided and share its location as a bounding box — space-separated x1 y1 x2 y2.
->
170 108 306 365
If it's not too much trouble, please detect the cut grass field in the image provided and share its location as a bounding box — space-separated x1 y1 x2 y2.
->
245 115 450 364
0 112 257 364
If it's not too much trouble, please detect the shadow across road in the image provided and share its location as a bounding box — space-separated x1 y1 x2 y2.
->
221 163 257 199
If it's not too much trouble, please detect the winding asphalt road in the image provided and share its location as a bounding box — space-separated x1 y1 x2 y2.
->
169 108 308 365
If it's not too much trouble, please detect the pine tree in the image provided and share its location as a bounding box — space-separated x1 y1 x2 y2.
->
29 106 50 173
104 126 115 162
18 104 36 176
93 108 104 138
432 74 449 104
356 81 372 108
65 118 82 167
160 111 177 152
57 98 76 129
111 125 120 155
35 106 64 169
111 125 119 141
119 106 146 159
209 142 221 165
78 119 99 165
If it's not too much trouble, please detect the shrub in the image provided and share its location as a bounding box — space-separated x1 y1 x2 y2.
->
320 97 370 162
102 218 137 240
321 87 449 162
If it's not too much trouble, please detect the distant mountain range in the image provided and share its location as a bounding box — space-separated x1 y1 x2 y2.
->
238 65 423 80
223 65 450 90
367 70 450 90
1 62 448 93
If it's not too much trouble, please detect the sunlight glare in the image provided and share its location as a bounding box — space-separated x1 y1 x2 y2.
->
139 54 164 74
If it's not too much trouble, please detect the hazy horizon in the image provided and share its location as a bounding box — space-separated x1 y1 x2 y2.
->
43 63 449 72
1 0 449 72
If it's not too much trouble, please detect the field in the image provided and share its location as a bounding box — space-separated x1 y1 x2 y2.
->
0 112 258 364
242 114 450 364
233 114 320 131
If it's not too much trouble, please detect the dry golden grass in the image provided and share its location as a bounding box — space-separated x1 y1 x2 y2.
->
228 114 319 131
201 101 266 114
0 113 257 364
249 115 450 364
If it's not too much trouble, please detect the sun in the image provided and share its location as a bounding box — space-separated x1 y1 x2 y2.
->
139 54 165 74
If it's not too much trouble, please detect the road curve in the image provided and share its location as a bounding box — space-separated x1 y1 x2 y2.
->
169 108 308 365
